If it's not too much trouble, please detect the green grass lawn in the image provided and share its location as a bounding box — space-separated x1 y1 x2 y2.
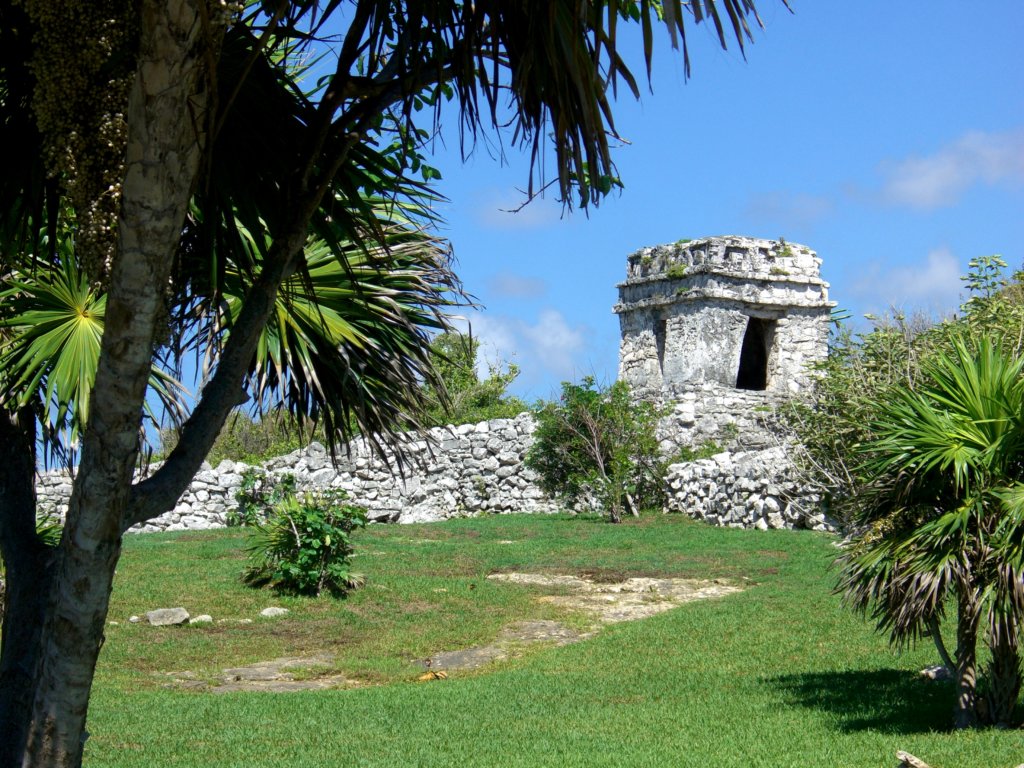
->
85 514 1020 767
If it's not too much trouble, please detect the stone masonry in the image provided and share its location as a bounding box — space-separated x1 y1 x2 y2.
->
34 235 837 534
615 235 834 399
36 414 559 532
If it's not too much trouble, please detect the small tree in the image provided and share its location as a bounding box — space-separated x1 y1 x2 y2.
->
837 337 1024 728
786 257 1024 729
786 256 1024 527
423 331 526 426
526 377 664 523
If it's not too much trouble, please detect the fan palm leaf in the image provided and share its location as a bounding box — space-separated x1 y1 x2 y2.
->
206 200 460 456
838 335 1024 726
0 245 187 457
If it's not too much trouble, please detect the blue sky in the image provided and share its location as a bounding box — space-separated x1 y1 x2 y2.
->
415 2 1024 402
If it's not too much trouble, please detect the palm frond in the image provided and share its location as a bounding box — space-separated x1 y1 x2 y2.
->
0 245 187 460
183 198 463 460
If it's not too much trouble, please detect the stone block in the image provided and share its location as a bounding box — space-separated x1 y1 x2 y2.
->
146 607 190 626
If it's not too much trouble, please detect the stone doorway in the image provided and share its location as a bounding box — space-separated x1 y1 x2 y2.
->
735 317 775 391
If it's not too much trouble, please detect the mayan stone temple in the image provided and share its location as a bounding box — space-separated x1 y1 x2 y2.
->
615 235 834 401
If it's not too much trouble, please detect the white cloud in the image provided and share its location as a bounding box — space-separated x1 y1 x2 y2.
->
880 129 1024 209
487 272 547 299
743 191 834 229
457 309 588 390
520 310 586 377
850 247 963 314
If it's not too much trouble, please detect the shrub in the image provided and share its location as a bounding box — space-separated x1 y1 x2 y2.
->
423 331 526 426
229 469 296 527
237 472 366 597
526 377 666 523
784 255 1024 527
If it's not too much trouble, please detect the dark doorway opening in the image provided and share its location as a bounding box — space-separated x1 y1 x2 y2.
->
736 317 773 390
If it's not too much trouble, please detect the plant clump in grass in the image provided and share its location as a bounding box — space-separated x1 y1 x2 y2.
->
236 471 367 597
230 468 296 527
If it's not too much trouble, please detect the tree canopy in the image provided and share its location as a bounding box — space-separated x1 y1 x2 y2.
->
0 1 774 765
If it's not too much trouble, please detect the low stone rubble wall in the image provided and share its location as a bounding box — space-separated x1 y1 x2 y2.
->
36 414 559 532
36 413 834 534
664 446 835 531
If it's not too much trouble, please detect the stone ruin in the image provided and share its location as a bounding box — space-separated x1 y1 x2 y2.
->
36 235 838 534
614 235 837 530
615 235 834 400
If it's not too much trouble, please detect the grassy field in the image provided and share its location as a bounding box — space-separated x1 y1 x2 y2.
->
85 514 1020 767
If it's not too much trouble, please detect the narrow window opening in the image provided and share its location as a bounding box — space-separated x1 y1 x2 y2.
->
655 317 667 375
736 317 773 390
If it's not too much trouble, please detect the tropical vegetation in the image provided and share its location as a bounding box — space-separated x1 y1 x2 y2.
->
527 377 665 523
240 477 368 597
788 257 1024 728
0 2 770 764
421 331 526 427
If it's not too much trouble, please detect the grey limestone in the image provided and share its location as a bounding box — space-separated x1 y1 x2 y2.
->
33 235 837 535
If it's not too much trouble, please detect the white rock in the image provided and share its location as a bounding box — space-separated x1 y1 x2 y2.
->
260 607 289 618
919 665 952 681
145 607 190 626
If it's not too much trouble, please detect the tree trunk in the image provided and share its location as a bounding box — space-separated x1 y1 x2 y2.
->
0 407 54 766
983 615 1021 727
19 3 209 766
926 614 956 673
953 592 982 729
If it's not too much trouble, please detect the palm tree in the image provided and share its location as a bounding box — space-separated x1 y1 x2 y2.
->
177 201 461 459
1 3 772 763
837 336 1024 728
0 239 188 465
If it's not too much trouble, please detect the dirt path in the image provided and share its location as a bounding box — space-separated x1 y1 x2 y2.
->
421 574 742 673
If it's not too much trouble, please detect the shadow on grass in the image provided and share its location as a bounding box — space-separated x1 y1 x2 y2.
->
768 668 953 734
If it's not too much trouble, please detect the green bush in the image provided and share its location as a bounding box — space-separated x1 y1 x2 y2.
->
229 469 296 527
526 377 666 523
784 255 1024 527
238 473 366 597
422 331 526 426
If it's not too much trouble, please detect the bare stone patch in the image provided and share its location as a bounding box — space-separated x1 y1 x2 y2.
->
175 573 743 690
425 620 587 672
174 654 362 693
422 573 743 673
486 572 743 624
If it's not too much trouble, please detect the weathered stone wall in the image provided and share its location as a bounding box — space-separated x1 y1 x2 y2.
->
36 414 560 532
35 409 832 535
656 384 787 455
616 236 834 398
664 447 835 531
